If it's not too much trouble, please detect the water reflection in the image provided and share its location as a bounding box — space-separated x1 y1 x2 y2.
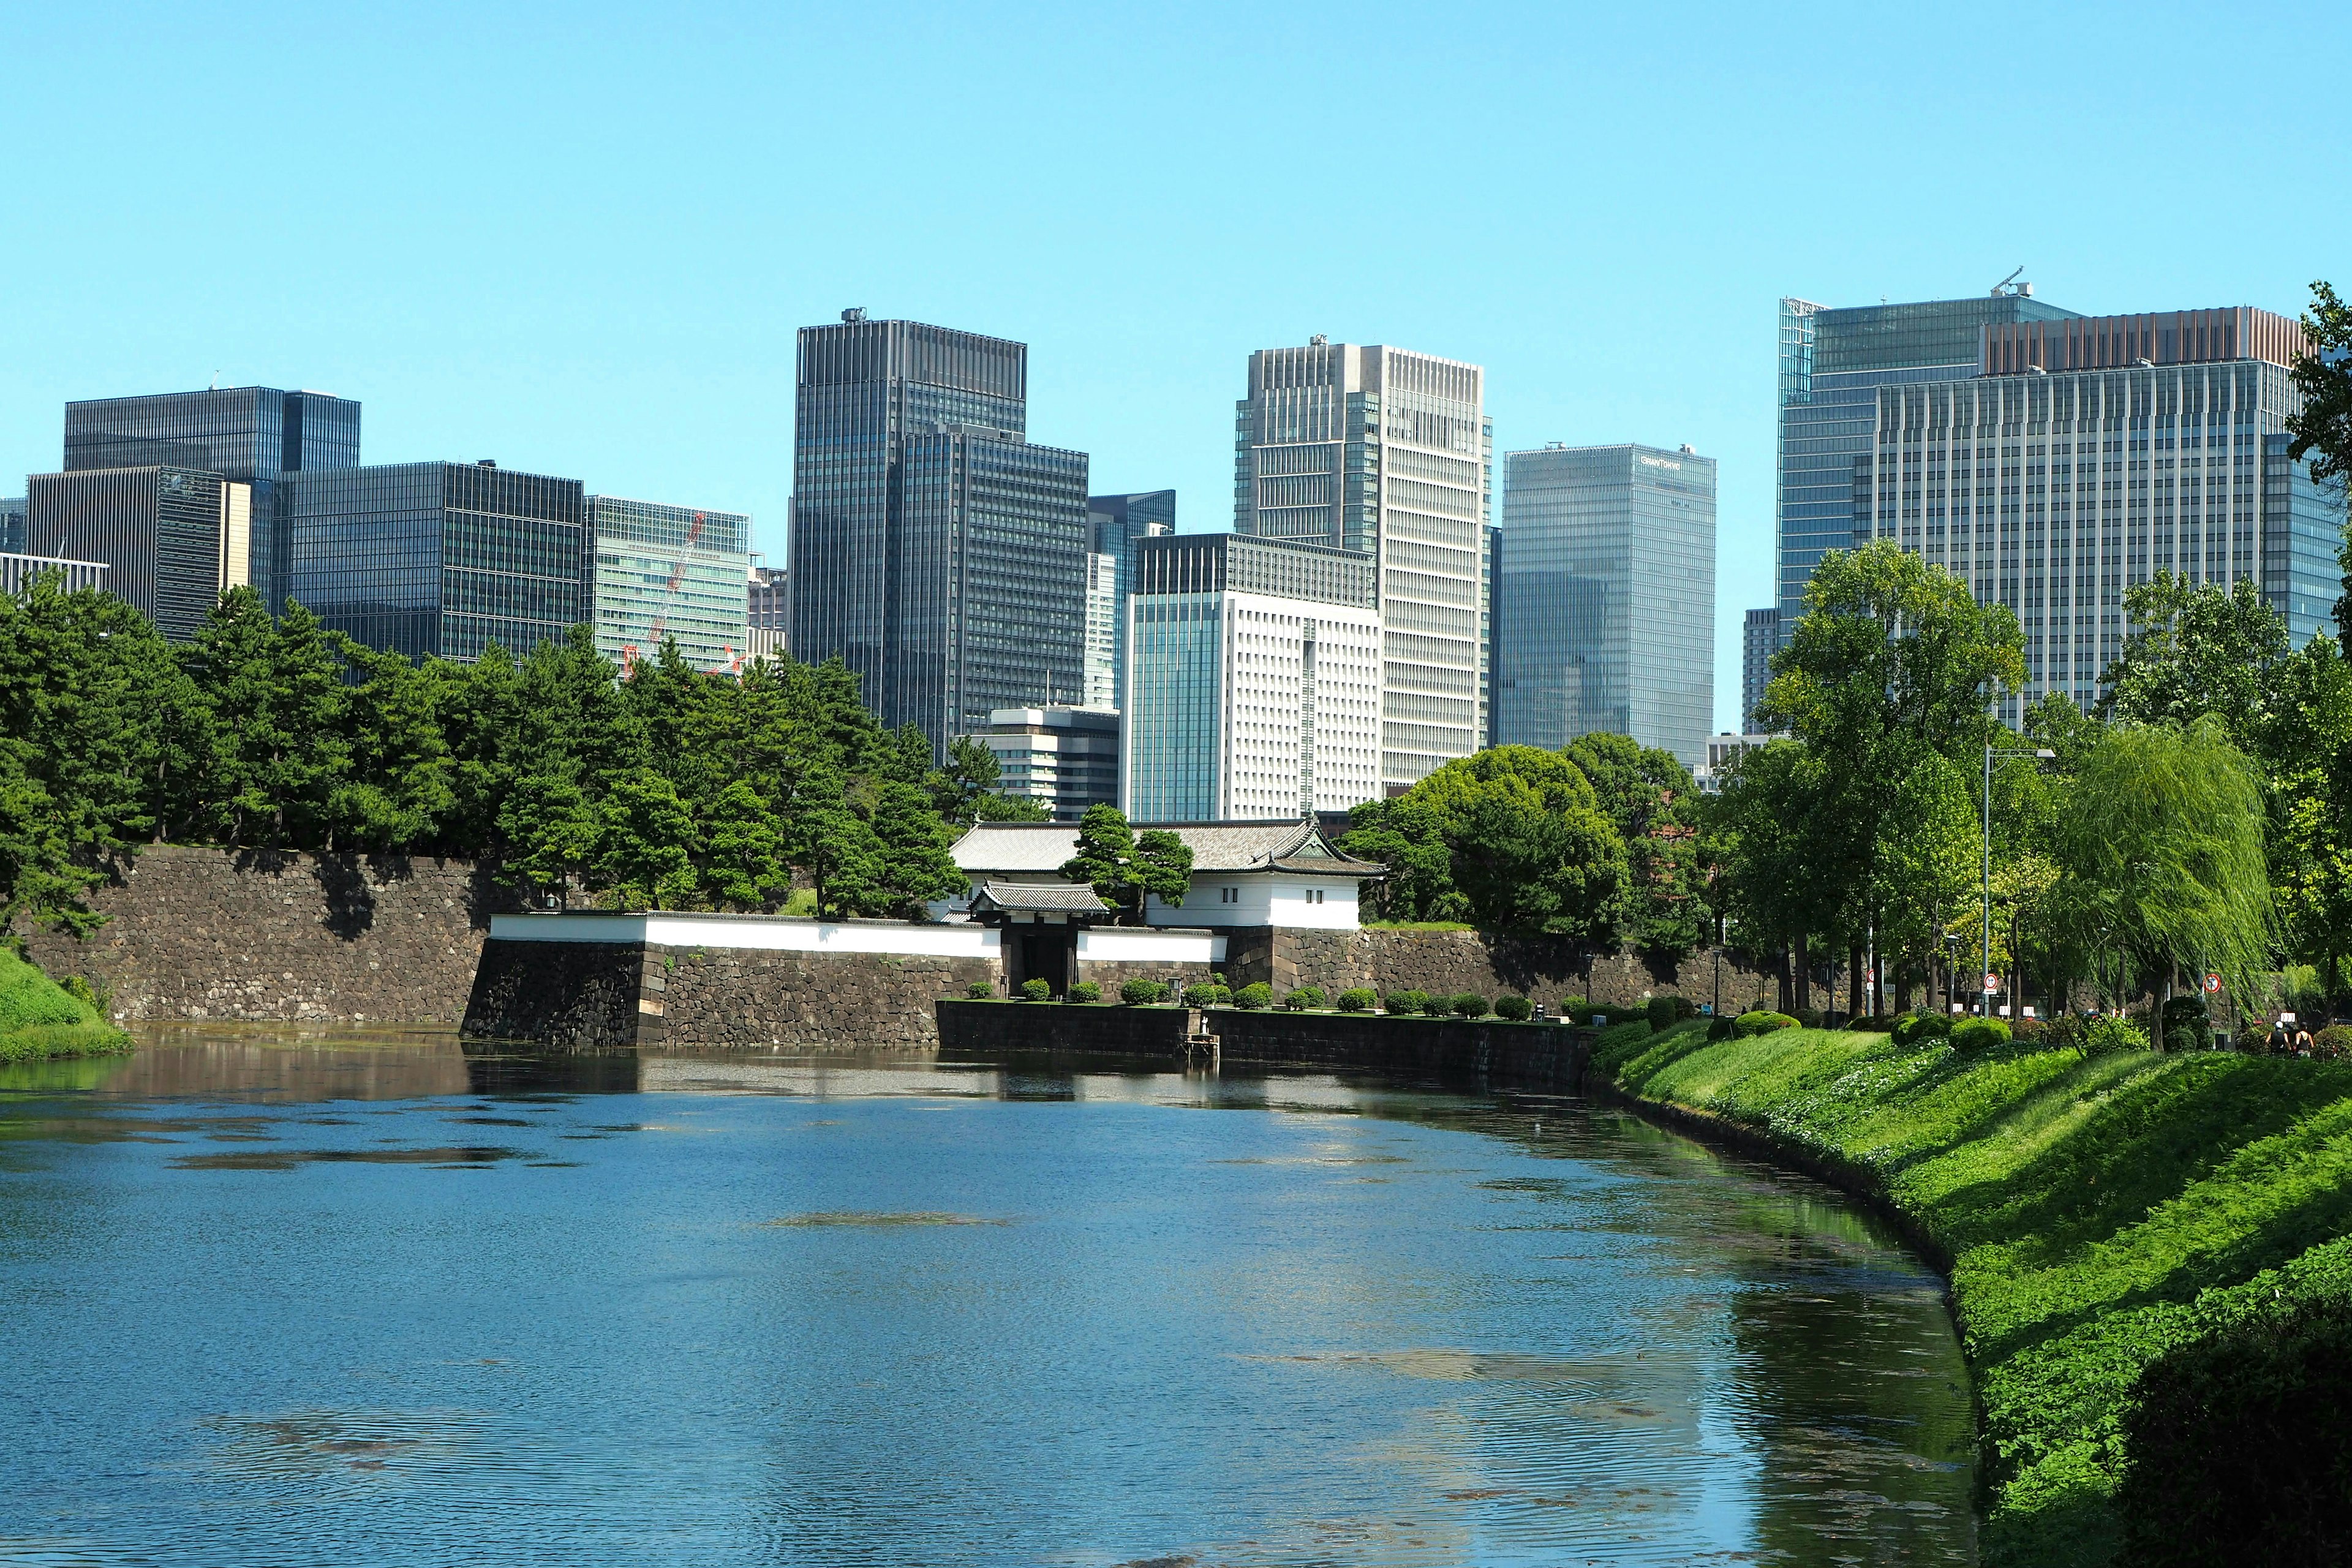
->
0 1030 1973 1566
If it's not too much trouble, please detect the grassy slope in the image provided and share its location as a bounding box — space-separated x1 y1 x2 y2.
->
0 948 131 1062
1593 1021 2352 1567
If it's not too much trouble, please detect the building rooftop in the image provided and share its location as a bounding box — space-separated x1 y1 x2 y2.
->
952 820 1385 876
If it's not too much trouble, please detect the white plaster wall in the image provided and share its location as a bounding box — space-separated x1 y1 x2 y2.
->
1145 875 1363 930
1076 928 1226 965
489 913 1001 958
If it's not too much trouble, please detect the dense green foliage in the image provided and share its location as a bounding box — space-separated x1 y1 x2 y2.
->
0 579 1051 939
0 949 129 1061
1336 987 1376 1013
1601 1025 2352 1565
1058 804 1193 927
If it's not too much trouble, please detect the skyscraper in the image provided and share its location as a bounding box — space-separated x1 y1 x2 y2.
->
965 706 1123 821
1779 293 2077 632
588 496 751 673
1084 489 1174 710
62 386 361 609
1123 532 1381 821
0 497 24 554
25 466 228 641
745 563 789 661
1234 339 1490 790
1742 606 1780 730
284 461 589 662
1855 304 2345 720
1494 443 1717 767
790 313 1090 750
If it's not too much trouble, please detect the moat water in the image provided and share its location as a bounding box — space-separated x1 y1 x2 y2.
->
0 1028 1974 1566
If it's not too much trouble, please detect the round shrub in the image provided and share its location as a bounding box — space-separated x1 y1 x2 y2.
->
1646 997 1678 1031
1793 1007 1824 1030
1733 1010 1800 1037
1494 995 1533 1022
1849 1012 1898 1033
1285 985 1327 1011
1188 982 1232 1006
1120 978 1167 1006
1019 978 1052 1001
2010 1015 2046 1041
1421 992 1457 1017
2315 1024 2352 1060
1950 1017 2011 1053
965 981 993 1000
1384 989 1428 1016
1706 1016 1735 1041
1065 981 1101 1003
1234 982 1273 1010
2084 1013 2150 1057
1451 993 1490 1019
1891 1012 1953 1046
1336 987 1378 1014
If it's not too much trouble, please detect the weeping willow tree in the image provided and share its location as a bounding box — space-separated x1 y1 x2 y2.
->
2053 717 2274 1008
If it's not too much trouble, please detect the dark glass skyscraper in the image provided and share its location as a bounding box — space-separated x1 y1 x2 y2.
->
25 467 225 641
790 314 1089 749
285 462 589 662
0 497 24 554
62 386 361 609
1085 489 1175 710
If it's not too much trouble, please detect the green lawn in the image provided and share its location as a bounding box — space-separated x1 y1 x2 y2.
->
0 948 132 1062
1595 1020 2352 1567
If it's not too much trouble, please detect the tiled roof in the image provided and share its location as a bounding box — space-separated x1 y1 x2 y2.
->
952 819 1385 876
972 881 1112 914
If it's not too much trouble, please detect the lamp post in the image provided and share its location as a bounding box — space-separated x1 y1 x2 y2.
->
1983 744 2057 1020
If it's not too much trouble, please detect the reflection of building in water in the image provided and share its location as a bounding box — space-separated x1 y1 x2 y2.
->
92 1031 477 1101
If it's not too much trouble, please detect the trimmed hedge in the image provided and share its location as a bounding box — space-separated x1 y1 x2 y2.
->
1383 989 1428 1016
1120 979 1169 1006
1188 982 1232 1006
1336 987 1378 1014
1065 981 1102 1003
1449 992 1490 1019
1950 1017 2011 1053
1234 982 1273 1010
1733 1010 1799 1036
1494 995 1533 1021
1019 978 1051 1001
965 981 993 999
1284 985 1327 1012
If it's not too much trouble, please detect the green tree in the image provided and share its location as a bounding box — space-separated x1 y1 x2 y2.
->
1871 750 1978 1011
2100 571 2289 749
1564 732 1707 956
589 767 700 910
2262 639 2352 1001
2286 281 2352 660
1340 795 1461 924
699 779 790 911
794 792 886 921
869 778 970 917
329 639 455 851
188 593 352 848
1128 827 1194 921
2053 718 2274 1008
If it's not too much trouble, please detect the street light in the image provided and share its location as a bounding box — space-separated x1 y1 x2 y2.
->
1983 743 2057 1020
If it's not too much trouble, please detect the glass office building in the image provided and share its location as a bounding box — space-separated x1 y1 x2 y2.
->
588 496 752 673
1495 443 1717 767
1741 606 1780 731
25 467 226 641
1124 532 1381 821
1855 306 2345 720
790 314 1090 750
1084 489 1175 710
0 497 23 554
285 462 589 663
1779 295 2076 633
63 386 361 609
1235 340 1490 789
965 706 1123 821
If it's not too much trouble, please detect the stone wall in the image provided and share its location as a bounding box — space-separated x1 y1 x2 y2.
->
23 845 520 1025
462 940 992 1051
1074 957 1220 997
1210 1008 1588 1093
935 998 1201 1056
1221 927 1778 1015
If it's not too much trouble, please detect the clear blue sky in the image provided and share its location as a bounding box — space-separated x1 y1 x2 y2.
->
4 1 2346 732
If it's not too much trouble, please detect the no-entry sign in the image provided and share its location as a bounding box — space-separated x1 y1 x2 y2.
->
2204 973 2223 994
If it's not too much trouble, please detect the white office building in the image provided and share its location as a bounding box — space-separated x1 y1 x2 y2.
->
1235 339 1490 789
1123 532 1381 822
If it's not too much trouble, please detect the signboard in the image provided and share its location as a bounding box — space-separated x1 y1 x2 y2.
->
2204 973 2223 995
1983 973 2001 994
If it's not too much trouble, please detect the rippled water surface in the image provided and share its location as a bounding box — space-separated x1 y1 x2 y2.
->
0 1029 1974 1566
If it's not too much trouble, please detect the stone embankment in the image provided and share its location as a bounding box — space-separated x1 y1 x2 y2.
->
22 846 519 1025
1224 927 1781 1016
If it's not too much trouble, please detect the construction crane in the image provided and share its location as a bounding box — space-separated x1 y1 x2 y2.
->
1991 266 2032 298
620 510 709 675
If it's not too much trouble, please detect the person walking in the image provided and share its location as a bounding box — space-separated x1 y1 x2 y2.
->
2295 1023 2316 1056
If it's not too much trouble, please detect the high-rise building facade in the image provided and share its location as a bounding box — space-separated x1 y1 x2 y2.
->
1 552 108 597
1 497 24 554
1779 295 2077 633
790 314 1090 751
25 466 229 641
587 496 751 673
1856 305 2345 720
62 386 360 609
1741 606 1780 730
1124 532 1381 821
284 461 589 663
1234 340 1490 789
1084 489 1174 711
965 706 1122 821
746 563 789 660
1494 443 1716 767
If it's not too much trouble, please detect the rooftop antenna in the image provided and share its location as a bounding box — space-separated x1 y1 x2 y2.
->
1991 266 2030 297
209 369 221 390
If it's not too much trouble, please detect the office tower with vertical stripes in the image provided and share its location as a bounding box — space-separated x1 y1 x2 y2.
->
1234 339 1489 791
